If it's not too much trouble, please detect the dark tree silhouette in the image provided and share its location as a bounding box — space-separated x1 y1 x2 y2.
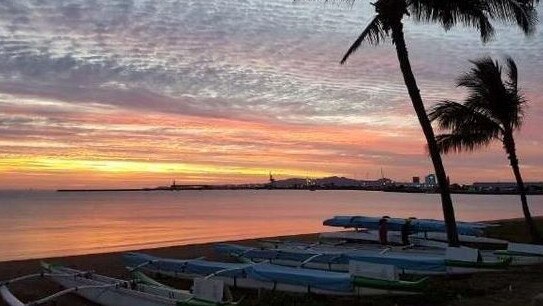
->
429 57 542 243
338 0 538 246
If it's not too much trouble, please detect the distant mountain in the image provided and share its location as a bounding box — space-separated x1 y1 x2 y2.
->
271 178 308 188
315 176 363 187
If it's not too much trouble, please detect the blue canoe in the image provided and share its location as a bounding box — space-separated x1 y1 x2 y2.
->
323 216 489 236
123 252 427 294
123 252 353 292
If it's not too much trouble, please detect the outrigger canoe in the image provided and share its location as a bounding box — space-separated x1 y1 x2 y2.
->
289 240 543 267
323 216 492 236
1 262 234 306
214 243 510 275
123 253 428 296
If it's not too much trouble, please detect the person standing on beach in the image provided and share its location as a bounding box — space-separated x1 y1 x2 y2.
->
378 217 388 246
401 219 412 245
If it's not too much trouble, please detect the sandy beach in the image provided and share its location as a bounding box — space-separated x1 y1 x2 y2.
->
0 233 319 306
1 218 543 306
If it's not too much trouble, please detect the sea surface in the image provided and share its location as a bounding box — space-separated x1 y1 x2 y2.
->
0 190 542 262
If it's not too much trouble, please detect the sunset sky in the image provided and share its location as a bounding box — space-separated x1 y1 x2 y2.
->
1 0 542 189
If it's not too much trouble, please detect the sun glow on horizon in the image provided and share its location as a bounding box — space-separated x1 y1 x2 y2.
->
0 157 333 179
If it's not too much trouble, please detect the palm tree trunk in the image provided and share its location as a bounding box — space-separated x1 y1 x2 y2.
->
390 21 460 246
504 132 542 243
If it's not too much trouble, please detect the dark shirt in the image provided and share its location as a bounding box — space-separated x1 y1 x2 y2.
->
401 222 411 245
378 221 388 245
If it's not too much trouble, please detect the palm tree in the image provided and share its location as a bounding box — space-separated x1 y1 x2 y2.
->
429 57 542 243
339 0 538 246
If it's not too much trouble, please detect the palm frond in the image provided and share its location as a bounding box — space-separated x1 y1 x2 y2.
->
408 0 495 41
433 56 528 154
457 57 503 91
505 56 518 92
457 57 526 131
429 100 503 135
484 0 538 35
435 133 494 154
457 57 512 123
407 0 538 42
462 94 502 123
503 56 526 128
340 15 387 64
506 88 526 129
428 100 468 130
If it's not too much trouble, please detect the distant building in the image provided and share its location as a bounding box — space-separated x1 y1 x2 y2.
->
171 180 180 190
425 174 437 187
269 172 275 184
357 179 385 188
473 182 543 192
412 176 420 184
267 172 276 188
377 178 393 186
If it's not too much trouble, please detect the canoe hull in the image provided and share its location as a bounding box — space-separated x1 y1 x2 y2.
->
138 267 417 297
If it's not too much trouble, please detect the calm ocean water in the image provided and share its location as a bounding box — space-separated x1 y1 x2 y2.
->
0 190 542 262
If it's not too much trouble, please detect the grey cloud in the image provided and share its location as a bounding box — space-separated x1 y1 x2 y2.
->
0 0 406 124
0 0 541 129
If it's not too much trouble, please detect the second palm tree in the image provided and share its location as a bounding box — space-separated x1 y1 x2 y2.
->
429 57 542 243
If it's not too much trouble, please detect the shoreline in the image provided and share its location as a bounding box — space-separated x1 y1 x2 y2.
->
0 232 320 265
0 233 320 281
55 188 543 195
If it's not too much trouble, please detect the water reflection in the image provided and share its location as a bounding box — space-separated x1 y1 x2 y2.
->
0 190 541 261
